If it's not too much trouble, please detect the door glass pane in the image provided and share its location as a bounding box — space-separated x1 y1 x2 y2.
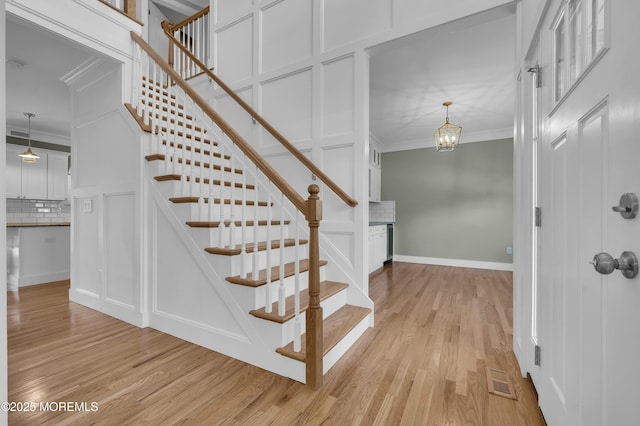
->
568 0 583 84
555 15 566 101
587 0 607 61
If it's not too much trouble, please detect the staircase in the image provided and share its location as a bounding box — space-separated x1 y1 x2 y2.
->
124 24 371 388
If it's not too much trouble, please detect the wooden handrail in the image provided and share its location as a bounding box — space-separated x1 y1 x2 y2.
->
170 6 210 32
131 31 306 214
162 29 359 208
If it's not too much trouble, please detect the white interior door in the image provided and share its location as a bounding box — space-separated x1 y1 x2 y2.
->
535 1 640 424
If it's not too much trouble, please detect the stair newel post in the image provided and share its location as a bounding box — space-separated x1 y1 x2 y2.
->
141 53 150 127
132 44 141 117
293 209 301 352
305 184 323 390
278 193 286 316
161 20 174 73
123 0 136 20
150 63 159 154
265 184 273 314
252 165 260 279
240 153 248 279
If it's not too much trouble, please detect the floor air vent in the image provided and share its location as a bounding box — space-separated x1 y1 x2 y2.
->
486 367 517 400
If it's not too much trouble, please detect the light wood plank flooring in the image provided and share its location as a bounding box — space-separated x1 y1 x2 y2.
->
8 263 544 425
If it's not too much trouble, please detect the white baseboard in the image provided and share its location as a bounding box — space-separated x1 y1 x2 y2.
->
393 255 513 272
18 270 70 287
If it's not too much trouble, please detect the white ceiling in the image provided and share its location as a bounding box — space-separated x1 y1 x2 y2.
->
369 5 517 152
5 3 516 152
5 15 96 141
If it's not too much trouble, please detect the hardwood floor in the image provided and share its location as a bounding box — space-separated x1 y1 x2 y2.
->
8 263 544 425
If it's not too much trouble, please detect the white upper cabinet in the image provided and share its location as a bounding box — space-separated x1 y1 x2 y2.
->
47 152 70 200
6 144 24 199
5 144 70 200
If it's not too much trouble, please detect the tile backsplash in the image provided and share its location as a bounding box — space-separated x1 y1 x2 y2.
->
369 200 395 223
7 199 71 223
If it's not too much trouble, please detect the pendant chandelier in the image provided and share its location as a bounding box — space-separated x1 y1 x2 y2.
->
434 101 462 152
19 112 40 163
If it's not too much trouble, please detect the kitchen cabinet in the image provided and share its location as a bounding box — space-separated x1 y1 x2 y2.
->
369 143 382 202
47 152 70 200
6 144 69 200
6 144 23 198
7 144 48 199
369 166 381 202
368 225 387 273
7 224 71 288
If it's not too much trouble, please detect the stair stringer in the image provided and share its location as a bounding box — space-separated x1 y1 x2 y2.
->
146 174 306 382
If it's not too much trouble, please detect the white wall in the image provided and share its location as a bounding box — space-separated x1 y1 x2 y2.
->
211 0 514 293
68 61 145 327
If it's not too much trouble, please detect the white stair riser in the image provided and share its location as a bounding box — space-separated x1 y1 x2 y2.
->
170 203 272 222
155 179 256 201
249 288 347 347
188 225 291 247
225 265 327 312
209 245 309 278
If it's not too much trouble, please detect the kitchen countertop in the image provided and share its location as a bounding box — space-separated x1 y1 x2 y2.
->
369 222 394 226
7 222 71 227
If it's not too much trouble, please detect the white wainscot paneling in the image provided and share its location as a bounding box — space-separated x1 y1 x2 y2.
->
153 210 247 336
104 192 138 309
75 111 138 188
260 69 312 146
322 231 354 269
263 150 313 198
214 87 254 143
215 16 254 84
260 0 312 73
322 55 355 137
323 0 391 51
320 144 355 222
215 0 254 21
74 196 100 296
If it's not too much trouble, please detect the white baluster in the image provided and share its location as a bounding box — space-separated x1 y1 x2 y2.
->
278 193 286 317
293 210 301 352
240 154 247 279
253 167 260 280
229 146 236 250
265 186 272 314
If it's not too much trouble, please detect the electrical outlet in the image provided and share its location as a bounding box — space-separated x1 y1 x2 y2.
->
506 246 513 255
83 200 93 213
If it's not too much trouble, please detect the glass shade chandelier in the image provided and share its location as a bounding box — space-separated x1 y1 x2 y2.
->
19 112 40 163
434 101 462 152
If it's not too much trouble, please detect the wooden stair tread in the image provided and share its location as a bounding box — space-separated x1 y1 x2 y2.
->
154 174 255 190
186 220 290 228
226 259 328 287
169 197 271 206
250 281 348 323
145 155 242 174
276 305 371 362
205 239 307 256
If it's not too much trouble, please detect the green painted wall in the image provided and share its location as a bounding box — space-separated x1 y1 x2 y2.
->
381 138 513 264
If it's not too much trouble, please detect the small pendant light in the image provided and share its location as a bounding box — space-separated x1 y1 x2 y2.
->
19 112 40 163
